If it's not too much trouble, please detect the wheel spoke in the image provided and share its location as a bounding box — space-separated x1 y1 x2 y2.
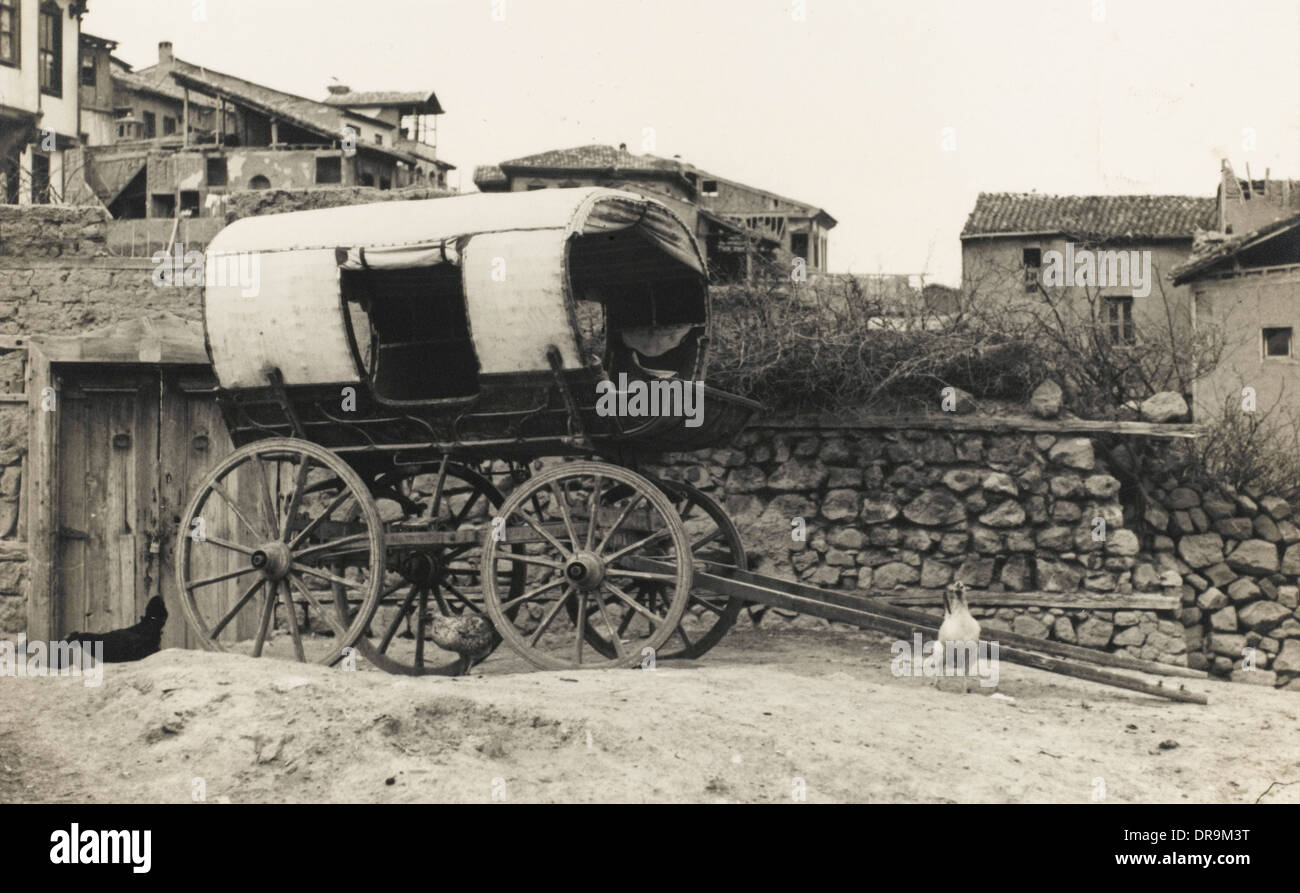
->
499 575 566 612
415 587 429 667
594 492 646 555
252 580 277 657
550 480 580 550
528 586 574 647
210 578 265 639
427 454 451 519
574 589 587 664
293 562 367 591
604 581 667 628
604 527 672 564
288 490 353 550
293 532 369 561
508 509 571 557
378 584 420 652
280 579 306 661
207 479 268 541
453 487 484 527
252 456 280 538
584 474 603 550
493 550 564 571
691 527 725 553
607 568 678 584
593 592 627 659
186 564 260 590
289 573 349 639
281 457 313 543
200 534 257 557
691 595 728 617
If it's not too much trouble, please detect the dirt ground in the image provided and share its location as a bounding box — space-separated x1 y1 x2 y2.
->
3 625 1299 804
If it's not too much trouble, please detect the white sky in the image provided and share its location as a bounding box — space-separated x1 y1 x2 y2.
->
83 0 1300 284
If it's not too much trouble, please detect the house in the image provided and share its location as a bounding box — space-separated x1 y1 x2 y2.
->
1 0 89 204
1173 172 1300 433
960 192 1216 342
473 143 835 281
75 41 455 219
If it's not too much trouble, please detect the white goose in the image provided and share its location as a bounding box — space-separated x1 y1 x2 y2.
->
937 581 982 693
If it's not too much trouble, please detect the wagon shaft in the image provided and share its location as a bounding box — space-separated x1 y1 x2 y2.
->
620 557 1208 705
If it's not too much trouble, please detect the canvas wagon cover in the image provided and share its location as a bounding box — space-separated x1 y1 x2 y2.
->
203 187 704 389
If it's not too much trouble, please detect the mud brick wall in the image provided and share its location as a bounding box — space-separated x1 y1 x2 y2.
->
0 205 109 259
650 424 1300 690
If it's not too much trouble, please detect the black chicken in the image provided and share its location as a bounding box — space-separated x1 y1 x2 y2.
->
67 595 169 663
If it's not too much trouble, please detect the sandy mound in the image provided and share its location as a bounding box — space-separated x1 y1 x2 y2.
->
3 627 1299 803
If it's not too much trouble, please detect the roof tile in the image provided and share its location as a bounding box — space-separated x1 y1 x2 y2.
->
962 193 1216 240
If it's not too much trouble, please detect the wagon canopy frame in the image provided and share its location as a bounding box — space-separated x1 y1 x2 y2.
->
202 187 709 394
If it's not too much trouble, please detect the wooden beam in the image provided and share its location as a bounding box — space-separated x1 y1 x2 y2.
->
878 589 1182 611
671 562 1207 702
24 344 57 642
751 412 1203 438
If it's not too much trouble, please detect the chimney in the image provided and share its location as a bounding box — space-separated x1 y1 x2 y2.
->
158 41 173 64
327 84 351 96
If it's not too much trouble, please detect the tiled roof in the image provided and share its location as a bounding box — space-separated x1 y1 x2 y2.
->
473 164 507 187
962 193 1216 240
324 91 443 114
500 144 681 173
1171 211 1300 283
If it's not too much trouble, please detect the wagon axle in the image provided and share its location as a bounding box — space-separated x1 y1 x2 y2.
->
564 552 606 590
249 542 292 580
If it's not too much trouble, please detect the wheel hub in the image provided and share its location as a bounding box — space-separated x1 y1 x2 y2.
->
250 541 293 580
564 551 606 591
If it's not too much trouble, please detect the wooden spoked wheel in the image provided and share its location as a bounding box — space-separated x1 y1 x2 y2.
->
175 438 385 665
338 462 524 675
576 477 746 660
482 462 693 670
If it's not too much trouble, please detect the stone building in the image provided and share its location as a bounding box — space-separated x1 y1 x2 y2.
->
1 0 89 204
72 41 454 221
474 144 835 281
960 192 1215 342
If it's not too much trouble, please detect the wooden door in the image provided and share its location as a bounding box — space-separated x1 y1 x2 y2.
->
156 369 234 650
54 369 159 637
54 365 229 647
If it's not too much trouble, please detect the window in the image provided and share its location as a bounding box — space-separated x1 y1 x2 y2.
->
1105 296 1135 345
526 183 546 191
143 111 156 138
163 116 176 136
315 156 342 184
0 1 18 67
80 51 95 87
38 3 61 96
373 133 383 145
31 153 50 204
1023 246 1042 291
206 156 227 187
248 175 271 190
1263 327 1293 359
701 180 719 196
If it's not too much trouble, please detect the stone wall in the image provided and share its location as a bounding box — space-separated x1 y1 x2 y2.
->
223 184 454 221
1143 481 1300 687
649 422 1300 690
